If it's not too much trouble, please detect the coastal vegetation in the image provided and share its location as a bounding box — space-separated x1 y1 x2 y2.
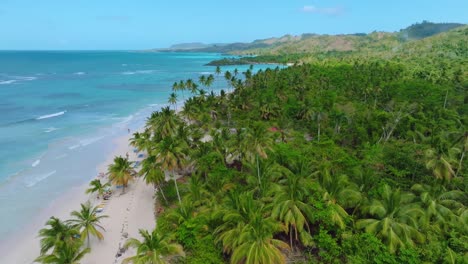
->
126 34 467 262
34 22 466 263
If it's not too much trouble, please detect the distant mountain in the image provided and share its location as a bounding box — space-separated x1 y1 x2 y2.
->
158 21 465 56
399 21 465 40
168 42 212 50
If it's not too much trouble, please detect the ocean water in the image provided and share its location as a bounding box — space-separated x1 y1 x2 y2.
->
0 51 273 240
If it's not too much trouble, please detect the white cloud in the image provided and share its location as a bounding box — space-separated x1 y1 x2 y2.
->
301 5 344 16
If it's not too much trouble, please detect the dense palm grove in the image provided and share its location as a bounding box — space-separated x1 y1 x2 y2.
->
126 56 467 264
34 27 467 263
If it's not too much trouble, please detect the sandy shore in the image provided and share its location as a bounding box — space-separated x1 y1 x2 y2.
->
1 131 156 264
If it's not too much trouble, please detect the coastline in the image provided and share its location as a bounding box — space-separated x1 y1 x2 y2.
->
1 127 156 264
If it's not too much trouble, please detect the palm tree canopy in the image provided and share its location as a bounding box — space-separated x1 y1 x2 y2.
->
123 228 185 264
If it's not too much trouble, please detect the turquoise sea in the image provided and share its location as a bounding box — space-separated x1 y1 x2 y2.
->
0 51 272 241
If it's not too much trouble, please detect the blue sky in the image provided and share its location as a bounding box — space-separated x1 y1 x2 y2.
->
0 0 466 50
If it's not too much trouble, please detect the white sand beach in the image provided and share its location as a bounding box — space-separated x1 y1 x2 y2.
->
1 132 156 264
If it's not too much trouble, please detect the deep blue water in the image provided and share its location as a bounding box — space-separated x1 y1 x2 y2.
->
0 51 271 239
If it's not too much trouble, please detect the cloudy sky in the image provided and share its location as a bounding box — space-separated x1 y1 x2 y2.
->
0 0 466 49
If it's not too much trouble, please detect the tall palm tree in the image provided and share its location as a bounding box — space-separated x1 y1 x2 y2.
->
153 136 187 205
199 75 206 89
38 217 80 255
243 123 273 163
206 74 215 93
67 202 108 247
85 179 110 199
168 92 178 111
123 228 185 264
356 185 425 253
108 156 135 193
140 155 168 203
35 241 90 264
215 66 221 90
224 71 232 92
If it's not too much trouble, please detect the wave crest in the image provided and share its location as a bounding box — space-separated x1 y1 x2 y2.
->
36 111 66 120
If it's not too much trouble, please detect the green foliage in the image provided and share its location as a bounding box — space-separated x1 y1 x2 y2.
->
343 233 397 264
314 229 342 263
121 37 467 264
184 235 225 264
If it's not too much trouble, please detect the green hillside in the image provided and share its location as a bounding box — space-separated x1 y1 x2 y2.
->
399 21 465 40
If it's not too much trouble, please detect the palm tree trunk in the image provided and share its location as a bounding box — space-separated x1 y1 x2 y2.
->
87 230 90 247
317 122 321 142
289 227 293 251
256 155 261 190
456 151 465 177
443 89 449 109
157 184 168 203
172 172 182 205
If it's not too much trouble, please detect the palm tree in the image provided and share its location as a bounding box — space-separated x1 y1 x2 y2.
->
153 136 187 205
312 161 362 229
123 228 184 264
224 71 232 92
85 179 110 199
108 156 135 193
35 241 90 264
215 66 221 89
230 212 289 264
199 75 206 89
411 183 465 231
272 172 314 249
243 123 273 163
140 155 168 203
356 185 425 253
425 148 457 181
129 131 151 152
38 217 80 255
206 74 215 93
168 92 178 111
67 202 108 247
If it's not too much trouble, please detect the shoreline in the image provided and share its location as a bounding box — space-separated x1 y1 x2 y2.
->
1 128 156 264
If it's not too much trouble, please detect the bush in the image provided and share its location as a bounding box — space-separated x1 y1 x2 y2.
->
343 233 397 264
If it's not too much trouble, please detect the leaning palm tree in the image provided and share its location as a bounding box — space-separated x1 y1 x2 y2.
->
356 185 425 253
108 156 135 193
35 240 90 264
123 228 184 264
67 202 108 247
38 217 80 255
85 179 110 199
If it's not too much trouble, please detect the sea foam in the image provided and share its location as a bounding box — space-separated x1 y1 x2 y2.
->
32 160 40 167
44 127 59 133
36 111 66 120
0 80 17 85
25 170 57 187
